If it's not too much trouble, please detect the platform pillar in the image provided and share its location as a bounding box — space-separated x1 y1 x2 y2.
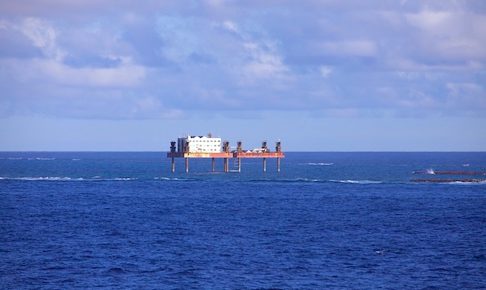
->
171 157 175 173
238 158 241 172
185 158 189 173
277 157 281 173
263 158 267 172
211 158 215 172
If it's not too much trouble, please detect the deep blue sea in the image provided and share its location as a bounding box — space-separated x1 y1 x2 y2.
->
1 152 485 289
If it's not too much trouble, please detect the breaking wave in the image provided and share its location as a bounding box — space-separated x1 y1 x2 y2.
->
302 162 334 166
154 177 200 181
2 157 57 161
249 178 322 184
0 176 137 181
413 169 436 175
329 179 384 184
2 176 481 185
249 178 385 184
444 180 486 185
0 176 82 181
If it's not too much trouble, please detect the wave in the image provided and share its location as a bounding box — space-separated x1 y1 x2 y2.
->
249 178 323 184
412 180 486 185
444 180 486 185
0 176 137 181
0 176 82 181
446 181 486 185
329 179 384 184
3 176 481 185
249 178 384 184
154 177 200 181
413 169 436 175
0 176 196 182
2 157 56 161
302 162 334 166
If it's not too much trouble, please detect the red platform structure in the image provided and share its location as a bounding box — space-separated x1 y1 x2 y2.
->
167 140 284 173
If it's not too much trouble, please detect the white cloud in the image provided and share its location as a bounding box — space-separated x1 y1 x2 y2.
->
319 66 333 78
405 10 486 60
131 96 184 119
19 17 65 61
444 82 486 113
386 57 484 72
40 59 145 87
319 40 377 57
406 10 451 29
446 82 482 95
0 16 146 88
204 0 225 8
220 19 291 82
222 20 238 33
1 1 485 120
242 41 289 80
2 58 145 88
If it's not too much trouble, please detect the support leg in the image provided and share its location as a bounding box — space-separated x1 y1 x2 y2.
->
277 158 281 173
211 158 215 172
238 158 241 172
185 158 189 173
263 158 267 172
171 157 175 173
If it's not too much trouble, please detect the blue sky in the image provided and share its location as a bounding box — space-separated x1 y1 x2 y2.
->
0 0 485 151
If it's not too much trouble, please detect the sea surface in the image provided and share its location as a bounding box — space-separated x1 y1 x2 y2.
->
1 152 485 289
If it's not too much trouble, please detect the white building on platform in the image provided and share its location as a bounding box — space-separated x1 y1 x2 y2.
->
177 135 222 153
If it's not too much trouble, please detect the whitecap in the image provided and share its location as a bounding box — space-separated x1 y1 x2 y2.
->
155 177 184 181
1 176 82 181
445 180 486 185
329 179 383 184
0 176 139 181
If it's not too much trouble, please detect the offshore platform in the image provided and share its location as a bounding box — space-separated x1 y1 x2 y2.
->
167 135 284 173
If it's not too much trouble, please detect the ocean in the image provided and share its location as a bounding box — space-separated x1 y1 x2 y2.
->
1 152 485 289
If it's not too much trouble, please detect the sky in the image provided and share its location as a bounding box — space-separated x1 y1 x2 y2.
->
0 0 485 151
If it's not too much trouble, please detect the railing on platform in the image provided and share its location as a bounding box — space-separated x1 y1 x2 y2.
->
167 140 284 173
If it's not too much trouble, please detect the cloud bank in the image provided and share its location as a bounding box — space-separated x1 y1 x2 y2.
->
0 0 485 119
